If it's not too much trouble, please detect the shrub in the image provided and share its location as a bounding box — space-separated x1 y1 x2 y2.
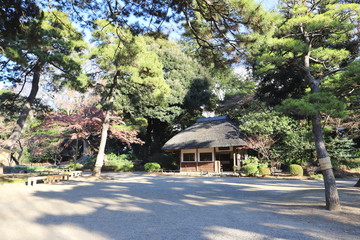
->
242 156 259 165
105 153 134 172
290 164 303 176
19 147 31 164
148 152 178 170
243 163 258 176
82 156 96 170
69 162 83 170
259 167 271 176
309 173 323 179
144 162 161 172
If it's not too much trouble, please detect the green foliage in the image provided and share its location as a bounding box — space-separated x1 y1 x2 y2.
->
252 1 358 78
82 156 96 170
105 153 134 172
283 158 304 166
69 162 83 170
91 20 170 109
259 167 271 176
0 90 51 122
324 60 360 107
2 9 88 89
238 111 311 162
239 111 294 136
309 173 323 180
242 156 259 165
258 163 269 168
326 137 359 169
242 163 259 176
278 92 346 118
0 177 26 184
256 65 307 107
246 1 359 181
144 162 161 172
31 126 60 136
19 147 31 164
242 160 270 176
148 152 178 170
25 144 60 163
129 36 213 159
289 164 303 176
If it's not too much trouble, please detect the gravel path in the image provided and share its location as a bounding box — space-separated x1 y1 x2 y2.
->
0 172 359 240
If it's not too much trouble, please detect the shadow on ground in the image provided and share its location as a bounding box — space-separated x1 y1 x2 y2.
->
1 173 359 240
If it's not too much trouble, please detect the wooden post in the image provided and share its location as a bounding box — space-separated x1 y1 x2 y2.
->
196 149 199 172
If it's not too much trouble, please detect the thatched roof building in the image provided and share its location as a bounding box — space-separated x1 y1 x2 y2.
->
163 116 248 173
162 115 247 150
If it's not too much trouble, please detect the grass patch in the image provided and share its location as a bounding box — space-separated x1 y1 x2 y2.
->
0 176 27 184
309 173 323 180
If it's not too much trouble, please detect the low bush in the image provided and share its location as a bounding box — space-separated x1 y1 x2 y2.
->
259 167 271 176
290 164 303 176
105 153 134 172
148 152 178 170
69 162 83 170
309 173 323 179
144 162 161 172
242 156 259 165
82 156 96 170
242 163 258 176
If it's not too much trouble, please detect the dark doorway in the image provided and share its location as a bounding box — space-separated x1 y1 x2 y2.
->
216 153 232 171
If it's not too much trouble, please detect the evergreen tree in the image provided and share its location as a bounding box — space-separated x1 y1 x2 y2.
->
136 36 212 160
90 20 170 176
0 8 87 173
250 0 359 210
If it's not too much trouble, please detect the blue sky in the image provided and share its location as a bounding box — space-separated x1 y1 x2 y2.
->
1 0 280 91
258 0 279 10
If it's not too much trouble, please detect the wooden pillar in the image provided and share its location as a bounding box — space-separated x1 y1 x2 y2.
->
196 148 199 172
233 152 236 170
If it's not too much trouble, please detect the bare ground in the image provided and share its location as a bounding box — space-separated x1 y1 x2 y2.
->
0 172 359 240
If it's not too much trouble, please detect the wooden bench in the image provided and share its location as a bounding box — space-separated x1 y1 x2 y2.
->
27 176 48 186
44 174 70 184
70 171 82 177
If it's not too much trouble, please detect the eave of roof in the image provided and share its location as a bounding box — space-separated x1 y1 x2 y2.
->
162 116 247 150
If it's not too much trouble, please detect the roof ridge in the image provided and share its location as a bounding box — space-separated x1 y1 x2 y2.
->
196 115 228 123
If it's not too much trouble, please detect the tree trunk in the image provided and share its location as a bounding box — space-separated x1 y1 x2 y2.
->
82 139 91 156
144 118 154 161
3 63 41 154
92 109 111 177
355 178 360 187
303 45 341 211
311 113 341 211
92 71 119 177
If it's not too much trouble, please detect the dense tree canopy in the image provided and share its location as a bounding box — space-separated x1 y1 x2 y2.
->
89 19 170 175
0 0 359 207
0 6 88 173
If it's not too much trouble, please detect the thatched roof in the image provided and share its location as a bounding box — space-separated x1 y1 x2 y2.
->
162 116 247 150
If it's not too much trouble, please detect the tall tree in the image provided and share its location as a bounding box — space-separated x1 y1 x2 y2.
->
131 35 213 160
0 7 87 172
90 20 169 176
250 0 359 210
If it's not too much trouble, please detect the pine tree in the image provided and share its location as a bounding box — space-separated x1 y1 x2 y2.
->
0 9 87 173
90 20 170 176
250 0 359 210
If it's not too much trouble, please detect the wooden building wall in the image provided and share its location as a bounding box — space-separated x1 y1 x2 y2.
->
180 162 216 172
